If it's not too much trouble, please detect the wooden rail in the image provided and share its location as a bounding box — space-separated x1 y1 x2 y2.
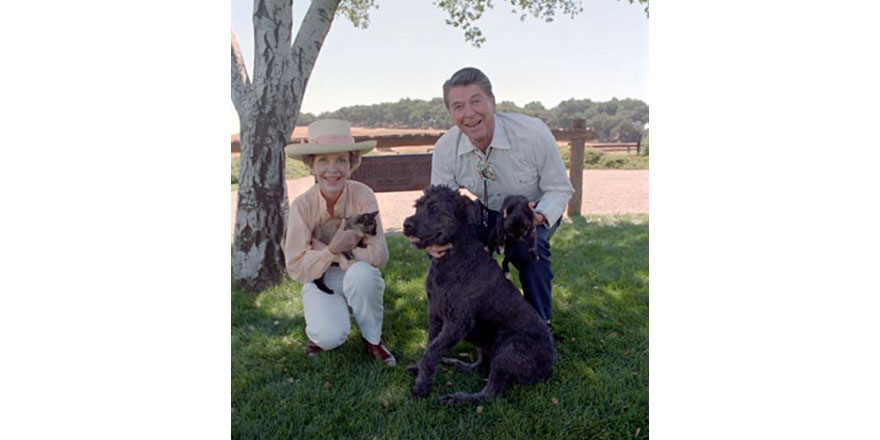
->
230 130 596 154
586 142 640 154
350 154 433 192
232 120 599 216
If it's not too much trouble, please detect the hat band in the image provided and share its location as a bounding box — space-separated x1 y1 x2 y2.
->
310 134 355 144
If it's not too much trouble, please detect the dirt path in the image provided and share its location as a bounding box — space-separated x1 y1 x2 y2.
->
231 169 647 238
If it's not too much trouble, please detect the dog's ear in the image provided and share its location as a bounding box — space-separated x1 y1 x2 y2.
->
493 219 507 245
459 195 481 225
363 211 378 219
488 223 503 252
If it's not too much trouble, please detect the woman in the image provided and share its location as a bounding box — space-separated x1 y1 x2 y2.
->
283 119 395 365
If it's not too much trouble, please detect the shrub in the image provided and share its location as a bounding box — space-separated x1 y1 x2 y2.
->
601 156 627 169
584 147 604 165
232 157 240 184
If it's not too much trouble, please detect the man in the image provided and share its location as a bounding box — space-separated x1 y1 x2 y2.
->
427 67 574 325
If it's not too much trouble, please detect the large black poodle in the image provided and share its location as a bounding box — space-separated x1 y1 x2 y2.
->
402 185 557 404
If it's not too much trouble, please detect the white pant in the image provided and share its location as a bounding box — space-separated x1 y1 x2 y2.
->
301 261 386 350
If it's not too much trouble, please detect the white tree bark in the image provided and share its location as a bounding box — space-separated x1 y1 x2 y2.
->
231 0 340 291
230 29 253 118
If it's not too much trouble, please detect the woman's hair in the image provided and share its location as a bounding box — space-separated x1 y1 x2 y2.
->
348 151 363 172
303 151 364 174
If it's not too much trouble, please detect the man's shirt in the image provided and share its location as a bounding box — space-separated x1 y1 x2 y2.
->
431 112 575 226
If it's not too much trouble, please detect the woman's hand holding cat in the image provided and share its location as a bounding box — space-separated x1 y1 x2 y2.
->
311 238 327 251
327 221 364 255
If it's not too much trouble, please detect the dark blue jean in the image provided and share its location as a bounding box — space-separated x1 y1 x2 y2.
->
474 200 560 322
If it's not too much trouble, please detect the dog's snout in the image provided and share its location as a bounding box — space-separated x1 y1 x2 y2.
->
403 217 416 234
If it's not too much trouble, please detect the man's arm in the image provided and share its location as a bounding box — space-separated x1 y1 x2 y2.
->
533 123 574 226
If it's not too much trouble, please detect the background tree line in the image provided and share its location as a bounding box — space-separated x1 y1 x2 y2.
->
296 97 649 143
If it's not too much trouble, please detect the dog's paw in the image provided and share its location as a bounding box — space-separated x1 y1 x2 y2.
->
438 394 458 406
438 392 472 405
411 383 431 399
405 363 420 376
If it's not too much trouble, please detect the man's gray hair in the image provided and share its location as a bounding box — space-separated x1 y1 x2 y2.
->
442 67 494 110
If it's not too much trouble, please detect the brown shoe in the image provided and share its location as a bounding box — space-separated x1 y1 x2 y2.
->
307 340 323 357
363 337 396 366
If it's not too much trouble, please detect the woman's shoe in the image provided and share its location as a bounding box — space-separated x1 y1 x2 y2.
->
362 337 396 366
307 340 323 357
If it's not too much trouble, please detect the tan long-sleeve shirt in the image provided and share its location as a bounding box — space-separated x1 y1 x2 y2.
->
284 180 389 284
430 112 574 226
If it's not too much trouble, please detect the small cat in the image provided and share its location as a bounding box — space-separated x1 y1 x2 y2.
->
487 195 538 280
311 211 379 294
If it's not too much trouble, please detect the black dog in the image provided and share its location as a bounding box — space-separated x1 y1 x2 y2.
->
487 195 538 279
402 185 557 404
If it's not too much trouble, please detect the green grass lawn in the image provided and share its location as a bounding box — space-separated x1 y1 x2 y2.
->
231 215 648 439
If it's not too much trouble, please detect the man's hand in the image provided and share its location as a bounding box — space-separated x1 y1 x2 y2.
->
327 221 364 255
426 243 453 259
528 202 546 226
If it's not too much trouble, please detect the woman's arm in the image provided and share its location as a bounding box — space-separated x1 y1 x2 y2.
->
284 198 342 283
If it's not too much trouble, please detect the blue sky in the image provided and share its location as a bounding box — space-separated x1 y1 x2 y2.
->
231 0 648 132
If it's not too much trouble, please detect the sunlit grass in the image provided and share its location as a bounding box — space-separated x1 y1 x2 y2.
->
232 215 648 439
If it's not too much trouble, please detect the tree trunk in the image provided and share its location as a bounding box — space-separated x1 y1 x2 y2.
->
231 0 340 292
232 117 290 291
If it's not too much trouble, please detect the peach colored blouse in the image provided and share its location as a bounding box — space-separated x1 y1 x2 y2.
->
284 180 389 284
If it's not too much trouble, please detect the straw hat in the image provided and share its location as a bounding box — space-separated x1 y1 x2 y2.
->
284 119 376 162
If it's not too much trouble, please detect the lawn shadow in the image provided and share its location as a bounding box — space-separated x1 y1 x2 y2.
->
231 215 649 439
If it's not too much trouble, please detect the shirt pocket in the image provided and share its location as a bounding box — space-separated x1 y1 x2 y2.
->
459 175 478 192
514 168 539 188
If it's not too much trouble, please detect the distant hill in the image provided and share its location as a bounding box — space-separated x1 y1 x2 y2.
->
296 97 648 143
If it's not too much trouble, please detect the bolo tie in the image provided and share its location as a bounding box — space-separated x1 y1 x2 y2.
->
476 146 496 226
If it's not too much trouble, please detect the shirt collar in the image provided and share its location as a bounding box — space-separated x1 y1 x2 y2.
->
316 180 350 218
456 113 511 156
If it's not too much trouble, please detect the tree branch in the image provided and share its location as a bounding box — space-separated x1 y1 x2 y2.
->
285 0 341 132
252 0 293 102
231 29 253 117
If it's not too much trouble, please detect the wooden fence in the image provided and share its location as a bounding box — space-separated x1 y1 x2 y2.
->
586 142 641 154
232 120 603 216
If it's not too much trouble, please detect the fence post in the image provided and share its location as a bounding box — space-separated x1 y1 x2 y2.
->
567 119 586 217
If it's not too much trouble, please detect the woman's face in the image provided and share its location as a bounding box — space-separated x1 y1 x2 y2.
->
311 152 351 198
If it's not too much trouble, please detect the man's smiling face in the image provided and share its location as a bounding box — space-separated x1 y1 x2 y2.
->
447 84 496 151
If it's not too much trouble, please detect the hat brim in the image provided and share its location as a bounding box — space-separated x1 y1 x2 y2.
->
284 140 377 161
